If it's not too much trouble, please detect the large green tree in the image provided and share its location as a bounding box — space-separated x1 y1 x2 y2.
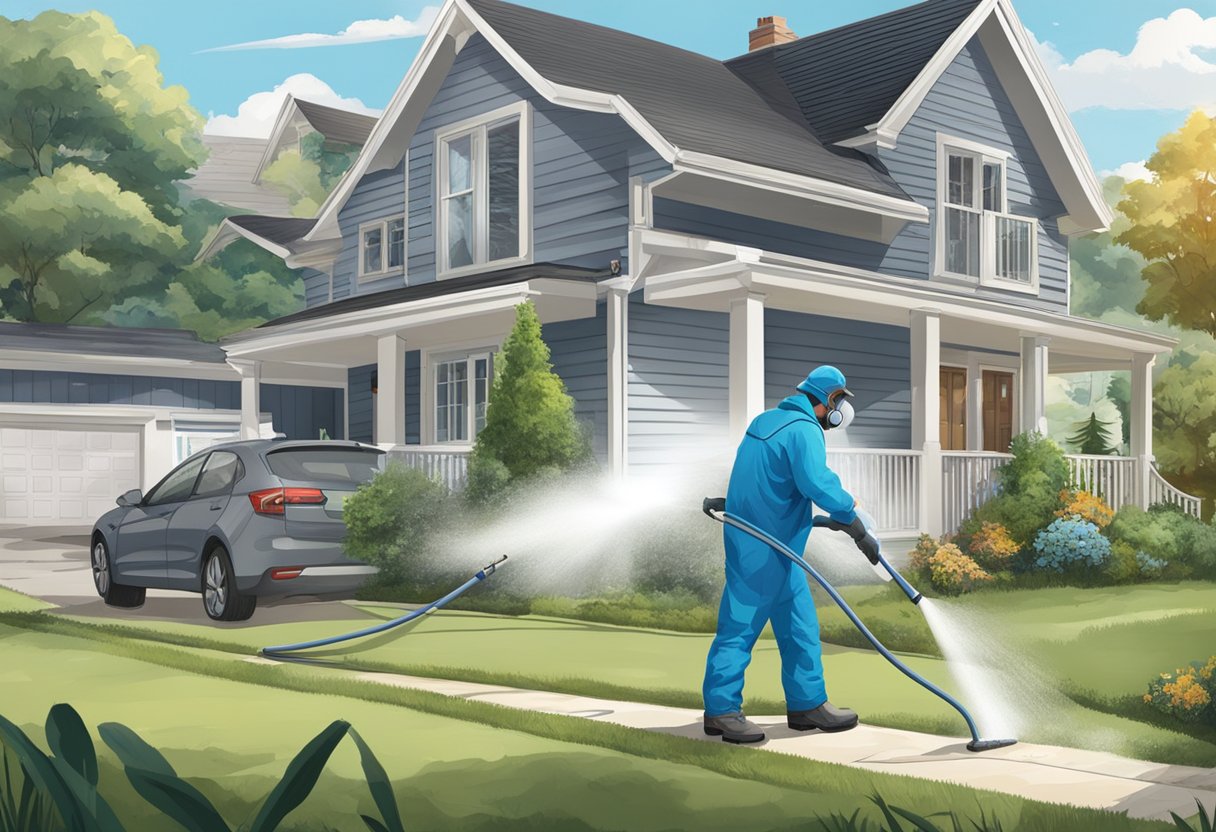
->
1117 111 1216 337
262 131 361 218
0 10 304 337
1153 350 1216 510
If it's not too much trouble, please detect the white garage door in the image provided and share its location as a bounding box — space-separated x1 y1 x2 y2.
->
0 427 141 525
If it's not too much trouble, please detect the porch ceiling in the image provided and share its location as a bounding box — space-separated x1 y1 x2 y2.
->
220 277 599 367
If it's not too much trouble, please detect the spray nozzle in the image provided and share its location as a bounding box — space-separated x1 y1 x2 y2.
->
481 554 508 576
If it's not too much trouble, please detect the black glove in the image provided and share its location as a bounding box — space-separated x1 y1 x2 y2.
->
702 496 726 518
815 515 881 565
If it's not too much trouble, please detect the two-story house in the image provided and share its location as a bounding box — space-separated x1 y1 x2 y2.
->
13 0 1188 536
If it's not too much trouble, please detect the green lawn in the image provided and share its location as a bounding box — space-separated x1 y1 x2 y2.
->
53 581 1216 767
0 618 1169 832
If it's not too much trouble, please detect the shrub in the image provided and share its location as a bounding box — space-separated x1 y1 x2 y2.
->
342 461 451 584
907 534 939 573
1107 505 1178 563
1032 517 1111 572
471 301 593 500
463 446 513 508
1144 656 1216 725
1056 489 1115 528
967 522 1020 570
1136 550 1169 578
965 433 1071 550
1105 540 1141 584
1004 432 1071 495
928 543 993 594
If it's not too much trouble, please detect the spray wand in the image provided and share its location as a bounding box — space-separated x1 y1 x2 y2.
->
703 499 1016 753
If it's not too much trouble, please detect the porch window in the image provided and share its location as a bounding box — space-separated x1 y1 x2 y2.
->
434 352 491 444
936 135 1037 292
436 102 530 277
358 216 406 281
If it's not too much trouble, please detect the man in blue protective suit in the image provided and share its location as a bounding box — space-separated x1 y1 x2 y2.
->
702 365 881 744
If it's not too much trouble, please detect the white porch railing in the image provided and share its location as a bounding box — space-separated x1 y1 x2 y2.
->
1066 455 1138 507
386 445 471 492
942 451 1011 534
825 449 921 533
1148 465 1203 517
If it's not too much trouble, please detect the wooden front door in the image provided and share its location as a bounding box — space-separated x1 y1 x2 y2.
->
982 370 1014 452
939 367 967 451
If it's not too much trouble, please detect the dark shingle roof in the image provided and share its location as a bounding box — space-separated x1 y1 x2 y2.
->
464 0 907 200
255 263 604 328
293 100 378 146
227 215 316 246
0 322 228 362
728 0 984 144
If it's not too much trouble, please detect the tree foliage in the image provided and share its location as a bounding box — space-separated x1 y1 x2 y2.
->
1067 412 1119 456
1117 111 1216 337
467 301 592 499
261 132 360 218
1153 350 1216 510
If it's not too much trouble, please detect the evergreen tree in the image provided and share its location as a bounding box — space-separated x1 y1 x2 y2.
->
468 302 591 498
1068 412 1119 456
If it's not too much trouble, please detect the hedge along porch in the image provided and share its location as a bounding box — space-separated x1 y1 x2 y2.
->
634 227 1195 538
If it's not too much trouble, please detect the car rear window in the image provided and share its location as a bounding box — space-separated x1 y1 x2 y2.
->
265 447 385 485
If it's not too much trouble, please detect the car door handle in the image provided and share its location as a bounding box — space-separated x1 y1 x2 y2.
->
209 503 223 511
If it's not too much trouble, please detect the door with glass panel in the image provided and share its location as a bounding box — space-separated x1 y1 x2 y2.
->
434 353 492 443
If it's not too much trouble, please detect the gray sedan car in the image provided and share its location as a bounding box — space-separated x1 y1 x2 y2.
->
90 440 384 621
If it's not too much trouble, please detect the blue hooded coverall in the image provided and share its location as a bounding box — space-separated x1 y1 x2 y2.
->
702 393 858 717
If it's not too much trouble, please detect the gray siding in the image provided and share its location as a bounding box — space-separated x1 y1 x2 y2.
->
348 364 375 443
333 163 406 302
878 39 1069 311
259 385 344 441
627 296 729 469
301 267 330 307
321 34 666 309
765 309 911 449
0 369 239 409
544 303 608 464
406 350 421 445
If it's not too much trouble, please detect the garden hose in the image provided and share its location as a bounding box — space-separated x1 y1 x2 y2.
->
702 501 1016 753
260 555 508 658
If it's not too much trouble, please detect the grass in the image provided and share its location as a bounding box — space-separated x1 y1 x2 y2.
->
0 586 53 614
0 614 1176 832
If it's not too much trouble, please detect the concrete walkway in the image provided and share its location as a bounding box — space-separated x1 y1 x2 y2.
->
322 667 1216 823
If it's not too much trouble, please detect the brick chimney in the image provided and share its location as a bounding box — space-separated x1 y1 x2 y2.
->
749 16 797 51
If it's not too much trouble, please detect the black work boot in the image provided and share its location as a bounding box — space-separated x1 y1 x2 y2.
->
787 701 859 733
703 712 765 744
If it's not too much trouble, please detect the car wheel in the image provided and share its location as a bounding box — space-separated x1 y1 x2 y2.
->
91 538 145 608
201 546 256 622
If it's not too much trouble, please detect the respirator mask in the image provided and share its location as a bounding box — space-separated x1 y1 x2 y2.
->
821 391 855 431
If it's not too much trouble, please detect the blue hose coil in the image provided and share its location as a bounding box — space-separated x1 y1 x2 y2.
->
261 555 507 657
716 510 983 744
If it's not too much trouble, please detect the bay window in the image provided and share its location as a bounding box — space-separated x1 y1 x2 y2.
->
436 101 530 277
433 352 492 444
935 135 1037 292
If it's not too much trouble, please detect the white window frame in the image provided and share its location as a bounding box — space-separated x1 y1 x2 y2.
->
424 345 496 446
434 101 532 280
933 133 1038 295
357 215 406 283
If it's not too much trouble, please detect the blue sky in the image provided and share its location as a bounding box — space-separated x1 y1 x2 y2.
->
5 0 1216 175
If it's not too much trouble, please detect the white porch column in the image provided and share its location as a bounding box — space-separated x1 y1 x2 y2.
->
966 352 983 451
1131 351 1156 507
910 309 942 536
728 292 766 441
606 287 629 477
1019 334 1050 436
376 334 407 448
229 359 262 440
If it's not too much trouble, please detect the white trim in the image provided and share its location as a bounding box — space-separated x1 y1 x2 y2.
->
356 216 407 283
434 100 533 279
0 349 240 381
253 94 301 185
196 218 291 263
297 565 379 578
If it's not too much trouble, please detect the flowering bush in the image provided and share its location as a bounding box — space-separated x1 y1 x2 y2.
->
908 533 940 573
1055 489 1114 528
1144 656 1216 724
928 543 993 594
1032 516 1111 572
967 522 1019 570
1135 550 1168 578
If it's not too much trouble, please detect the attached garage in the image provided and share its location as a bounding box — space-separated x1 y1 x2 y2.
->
0 425 141 525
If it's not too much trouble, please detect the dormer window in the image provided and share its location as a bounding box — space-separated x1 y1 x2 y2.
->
935 134 1038 293
435 101 531 278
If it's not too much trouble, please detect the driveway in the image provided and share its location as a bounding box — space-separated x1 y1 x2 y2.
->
0 524 363 626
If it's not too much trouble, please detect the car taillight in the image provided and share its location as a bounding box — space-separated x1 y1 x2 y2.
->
247 487 326 515
270 567 304 580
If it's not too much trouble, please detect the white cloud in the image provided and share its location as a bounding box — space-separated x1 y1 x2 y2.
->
1032 8 1216 112
1101 160 1153 182
204 74 381 138
200 7 440 52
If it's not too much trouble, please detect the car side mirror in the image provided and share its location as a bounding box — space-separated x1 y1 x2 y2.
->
116 489 143 508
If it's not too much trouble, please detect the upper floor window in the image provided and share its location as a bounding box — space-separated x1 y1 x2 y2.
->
935 134 1038 294
359 216 405 281
435 101 531 277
